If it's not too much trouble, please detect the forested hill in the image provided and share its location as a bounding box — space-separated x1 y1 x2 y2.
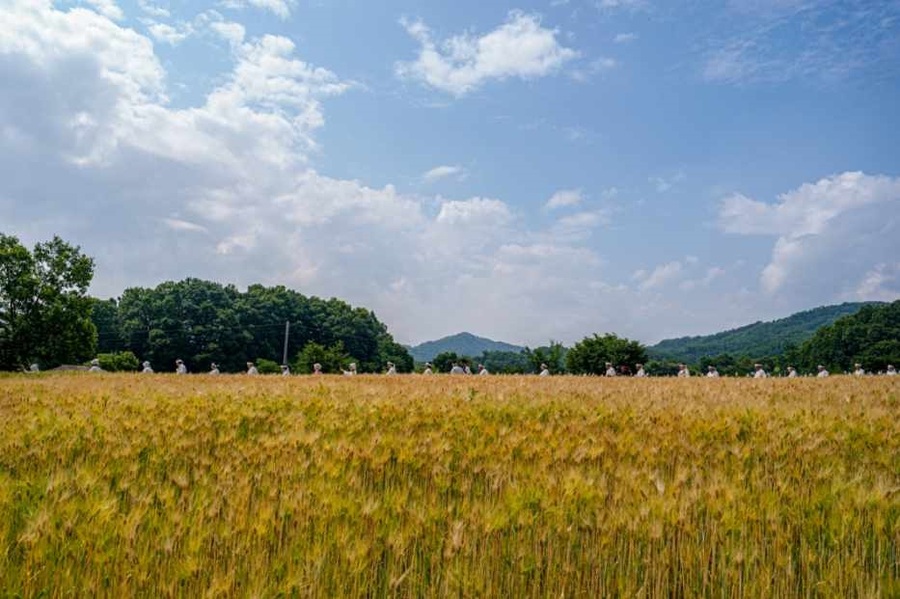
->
648 302 878 362
409 332 524 362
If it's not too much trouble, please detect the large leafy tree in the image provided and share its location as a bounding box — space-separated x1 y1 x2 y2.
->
0 234 96 370
565 333 647 375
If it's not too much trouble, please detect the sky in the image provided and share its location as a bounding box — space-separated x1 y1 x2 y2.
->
1 0 899 347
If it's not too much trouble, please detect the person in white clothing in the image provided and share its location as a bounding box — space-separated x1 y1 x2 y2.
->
246 361 259 375
450 362 465 375
853 363 865 376
817 365 829 378
634 363 646 377
787 366 798 378
753 364 767 378
464 364 472 375
605 362 616 377
385 362 397 375
281 364 291 376
706 366 719 378
886 364 896 376
539 363 550 377
209 363 220 375
141 361 153 373
312 363 322 375
422 363 433 375
175 359 187 375
342 363 357 376
677 364 690 378
88 358 103 372
478 363 489 375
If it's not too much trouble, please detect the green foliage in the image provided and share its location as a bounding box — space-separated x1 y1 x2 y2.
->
566 334 647 375
294 341 351 374
432 351 464 373
97 351 140 372
255 358 282 375
479 350 530 374
90 298 121 354
0 234 96 370
793 301 900 373
524 342 567 374
649 303 875 363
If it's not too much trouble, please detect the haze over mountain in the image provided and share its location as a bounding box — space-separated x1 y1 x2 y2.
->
409 332 524 363
647 302 877 363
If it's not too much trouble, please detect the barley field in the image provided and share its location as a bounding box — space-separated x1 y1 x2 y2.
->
0 374 897 598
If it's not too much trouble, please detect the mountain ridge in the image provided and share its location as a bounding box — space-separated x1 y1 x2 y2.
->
408 332 525 362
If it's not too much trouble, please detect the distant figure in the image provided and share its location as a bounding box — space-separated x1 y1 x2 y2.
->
281 364 291 376
175 359 187 375
209 363 220 375
313 363 322 375
343 363 357 376
539 363 550 377
634 363 646 377
141 361 153 374
450 362 465 375
422 363 434 375
88 358 103 373
605 362 616 377
28 363 39 373
677 364 690 378
787 366 798 378
817 365 829 378
385 361 397 375
707 366 719 378
246 361 259 376
478 363 490 375
853 363 865 376
464 364 472 375
887 364 896 376
753 364 767 379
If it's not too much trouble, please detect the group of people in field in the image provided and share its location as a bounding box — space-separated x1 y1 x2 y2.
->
77 357 898 377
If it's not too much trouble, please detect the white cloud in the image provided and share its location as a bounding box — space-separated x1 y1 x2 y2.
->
164 217 209 233
650 171 685 193
137 0 170 18
221 0 294 19
636 261 684 290
85 0 124 21
423 165 466 183
435 197 512 226
718 172 900 298
614 32 637 43
146 21 192 46
209 21 246 47
396 11 579 96
545 188 583 209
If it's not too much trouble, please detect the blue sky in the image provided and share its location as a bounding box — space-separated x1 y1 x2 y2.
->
1 0 899 346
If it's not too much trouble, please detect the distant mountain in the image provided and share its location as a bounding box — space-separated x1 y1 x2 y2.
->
409 332 524 362
648 302 879 363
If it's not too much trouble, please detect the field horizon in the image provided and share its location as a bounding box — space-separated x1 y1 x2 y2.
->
1 374 897 597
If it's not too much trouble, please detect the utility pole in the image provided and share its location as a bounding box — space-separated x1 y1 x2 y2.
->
282 321 290 365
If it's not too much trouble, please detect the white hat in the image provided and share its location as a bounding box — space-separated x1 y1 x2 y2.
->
91 358 99 365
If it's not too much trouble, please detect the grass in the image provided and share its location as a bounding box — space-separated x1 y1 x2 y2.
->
1 374 898 597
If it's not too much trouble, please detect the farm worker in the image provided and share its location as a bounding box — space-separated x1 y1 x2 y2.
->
887 365 897 376
88 358 103 372
141 361 153 373
246 361 259 375
677 364 690 377
422 363 434 375
539 363 550 377
343 363 357 376
385 362 397 375
853 363 865 376
753 364 767 378
464 364 472 375
634 363 646 377
450 362 465 375
29 363 39 372
281 364 291 376
175 359 187 375
478 364 489 375
312 363 322 375
605 362 616 377
787 366 798 378
209 363 220 375
707 366 719 378
817 365 829 378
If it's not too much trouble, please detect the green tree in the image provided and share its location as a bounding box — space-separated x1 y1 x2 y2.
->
294 341 351 374
97 351 140 372
0 234 96 370
566 334 647 375
524 342 567 374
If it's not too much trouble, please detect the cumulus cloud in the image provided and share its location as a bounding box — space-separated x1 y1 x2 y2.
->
145 21 192 45
395 11 579 96
718 172 900 299
221 0 294 19
85 0 124 21
423 165 466 183
545 188 583 209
